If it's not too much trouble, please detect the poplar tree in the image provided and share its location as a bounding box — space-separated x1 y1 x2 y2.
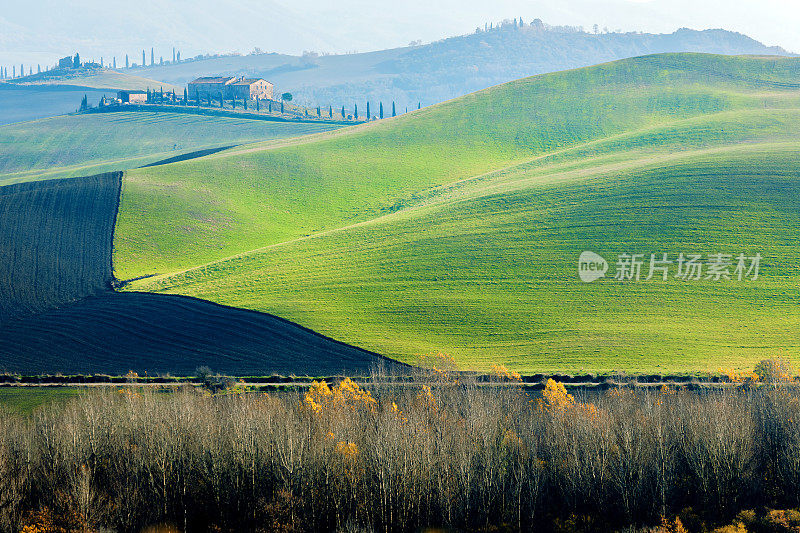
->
366 101 370 119
126 55 129 68
392 101 396 117
379 102 384 119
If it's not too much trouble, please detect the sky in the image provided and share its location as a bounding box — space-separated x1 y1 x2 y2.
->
0 0 797 68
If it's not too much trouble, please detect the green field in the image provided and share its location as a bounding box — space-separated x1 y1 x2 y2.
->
0 387 82 415
0 111 343 183
111 53 800 372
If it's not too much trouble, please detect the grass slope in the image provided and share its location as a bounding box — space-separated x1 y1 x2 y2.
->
0 111 342 183
119 53 800 372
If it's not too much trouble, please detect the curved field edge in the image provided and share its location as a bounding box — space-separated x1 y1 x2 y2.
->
0 292 401 376
0 172 401 375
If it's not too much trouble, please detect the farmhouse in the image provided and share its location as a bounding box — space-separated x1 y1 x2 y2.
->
229 78 273 100
117 90 147 103
188 76 273 100
188 76 236 100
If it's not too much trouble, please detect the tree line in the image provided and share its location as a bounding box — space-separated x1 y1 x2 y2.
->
2 361 800 532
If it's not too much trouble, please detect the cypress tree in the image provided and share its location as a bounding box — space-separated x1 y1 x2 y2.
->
177 51 181 62
160 56 163 65
354 104 358 120
232 94 236 109
256 98 260 112
220 92 224 108
392 101 396 117
379 102 384 119
151 48 154 65
20 63 24 77
281 101 284 113
142 50 146 66
366 102 370 119
113 57 116 69
183 88 188 104
125 55 129 68
100 57 103 67
12 66 15 78
269 101 272 112
37 64 41 73
329 105 332 118
173 48 176 63
341 106 345 118
418 102 421 109
317 106 321 117
244 98 248 110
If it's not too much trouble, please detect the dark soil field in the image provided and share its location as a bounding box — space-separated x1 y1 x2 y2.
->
0 172 121 322
0 292 396 375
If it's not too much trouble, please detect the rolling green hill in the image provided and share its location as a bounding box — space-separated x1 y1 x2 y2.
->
115 53 800 372
0 111 343 183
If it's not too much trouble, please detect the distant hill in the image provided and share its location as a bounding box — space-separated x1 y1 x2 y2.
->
0 68 179 125
127 24 794 108
10 67 180 92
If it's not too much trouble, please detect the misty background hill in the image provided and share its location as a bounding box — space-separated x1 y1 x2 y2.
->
125 23 792 109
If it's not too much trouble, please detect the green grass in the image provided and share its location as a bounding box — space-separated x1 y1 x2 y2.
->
117 53 800 372
0 111 343 184
0 387 82 415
